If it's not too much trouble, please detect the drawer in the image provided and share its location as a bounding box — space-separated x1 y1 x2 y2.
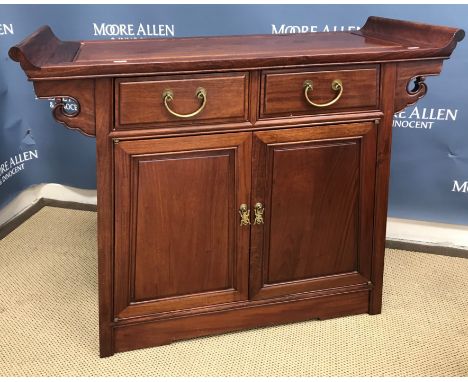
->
116 73 249 128
260 66 379 118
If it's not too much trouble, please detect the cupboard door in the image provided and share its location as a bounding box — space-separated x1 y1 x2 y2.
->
114 132 251 319
250 122 377 300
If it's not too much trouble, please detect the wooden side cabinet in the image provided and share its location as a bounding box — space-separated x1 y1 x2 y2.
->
9 16 464 357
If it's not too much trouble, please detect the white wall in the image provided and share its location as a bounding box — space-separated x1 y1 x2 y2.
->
0 183 97 226
386 217 468 249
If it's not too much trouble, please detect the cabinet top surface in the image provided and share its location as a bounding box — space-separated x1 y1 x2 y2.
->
9 16 464 79
74 32 399 64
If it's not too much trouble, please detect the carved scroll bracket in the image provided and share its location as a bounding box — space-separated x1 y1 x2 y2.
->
394 60 443 113
33 79 96 137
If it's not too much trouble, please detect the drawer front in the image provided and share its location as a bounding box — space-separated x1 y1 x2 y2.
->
260 66 379 118
116 73 249 127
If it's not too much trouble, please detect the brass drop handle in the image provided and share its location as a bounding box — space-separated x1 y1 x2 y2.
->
239 204 251 226
253 202 264 225
303 79 343 108
162 87 207 118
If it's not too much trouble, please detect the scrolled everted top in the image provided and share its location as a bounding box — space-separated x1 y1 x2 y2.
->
8 16 464 80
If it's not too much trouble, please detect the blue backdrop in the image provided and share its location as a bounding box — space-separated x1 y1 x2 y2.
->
0 5 467 225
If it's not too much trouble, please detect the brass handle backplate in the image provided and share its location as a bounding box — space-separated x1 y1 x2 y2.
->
303 79 343 108
162 87 207 118
239 204 251 226
253 202 264 225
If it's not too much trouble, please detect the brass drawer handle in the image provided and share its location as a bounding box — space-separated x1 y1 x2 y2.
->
162 87 207 118
239 204 251 226
253 202 264 225
303 79 343 108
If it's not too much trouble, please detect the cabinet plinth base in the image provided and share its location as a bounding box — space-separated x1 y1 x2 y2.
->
110 289 369 355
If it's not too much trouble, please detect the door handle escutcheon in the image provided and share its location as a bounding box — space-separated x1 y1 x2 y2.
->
253 202 264 225
239 204 251 226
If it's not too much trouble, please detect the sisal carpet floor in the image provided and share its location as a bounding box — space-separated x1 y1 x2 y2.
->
0 206 467 377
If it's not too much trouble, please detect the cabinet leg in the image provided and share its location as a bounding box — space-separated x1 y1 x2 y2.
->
99 323 114 358
368 63 396 317
369 285 383 315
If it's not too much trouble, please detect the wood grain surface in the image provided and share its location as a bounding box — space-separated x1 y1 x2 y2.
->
117 73 249 127
8 17 464 78
261 66 379 117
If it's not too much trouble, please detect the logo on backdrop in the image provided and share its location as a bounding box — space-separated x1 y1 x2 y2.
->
0 130 39 187
393 106 459 130
92 23 175 39
452 180 468 193
0 23 14 36
48 98 78 115
271 24 360 34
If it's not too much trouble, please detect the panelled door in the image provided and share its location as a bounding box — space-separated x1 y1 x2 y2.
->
113 132 251 319
249 122 377 300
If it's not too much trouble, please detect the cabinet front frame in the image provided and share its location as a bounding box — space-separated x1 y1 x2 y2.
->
100 62 392 355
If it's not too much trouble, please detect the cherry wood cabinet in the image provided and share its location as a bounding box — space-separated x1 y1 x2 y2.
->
9 16 464 357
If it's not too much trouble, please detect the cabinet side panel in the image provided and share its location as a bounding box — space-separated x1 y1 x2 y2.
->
370 63 397 314
95 78 115 357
